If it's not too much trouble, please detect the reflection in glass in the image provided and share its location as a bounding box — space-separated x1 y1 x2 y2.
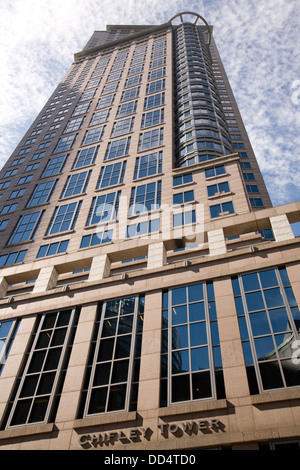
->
242 272 260 292
245 291 264 312
172 287 186 306
264 288 284 309
189 302 205 322
249 311 270 336
269 308 291 333
191 347 209 371
188 283 203 302
259 269 278 288
172 325 188 349
172 349 189 374
254 336 276 361
189 322 207 347
172 305 187 325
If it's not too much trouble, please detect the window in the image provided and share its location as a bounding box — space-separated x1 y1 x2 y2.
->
210 201 234 218
150 57 166 69
11 157 25 166
0 319 19 376
232 267 300 394
36 240 69 259
173 190 194 205
60 171 91 198
79 296 144 416
0 219 9 231
9 188 26 199
141 109 164 128
207 181 230 197
205 165 226 178
105 137 131 161
97 162 126 189
90 109 110 126
116 101 137 118
246 185 259 193
80 90 96 102
82 126 105 145
124 75 142 88
128 65 143 76
148 67 166 81
134 152 162 179
146 79 165 94
46 201 82 235
0 249 27 268
42 155 68 177
25 163 39 172
72 146 98 169
173 210 196 227
86 192 120 226
160 282 225 406
8 211 44 245
3 169 18 178
129 181 161 215
173 173 193 187
5 308 79 428
101 82 119 95
80 229 113 249
243 173 255 181
0 203 18 215
126 218 160 238
144 93 165 110
111 117 134 137
17 175 32 185
250 198 263 207
138 128 164 151
0 180 11 190
96 94 115 109
31 151 46 161
53 134 76 154
72 102 90 116
121 87 140 102
64 117 84 133
27 180 57 207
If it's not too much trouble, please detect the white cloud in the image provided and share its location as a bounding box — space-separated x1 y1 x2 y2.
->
0 0 299 206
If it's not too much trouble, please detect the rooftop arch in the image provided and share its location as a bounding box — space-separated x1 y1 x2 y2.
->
168 12 212 44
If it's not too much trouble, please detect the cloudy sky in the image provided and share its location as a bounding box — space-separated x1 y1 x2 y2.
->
1 0 299 209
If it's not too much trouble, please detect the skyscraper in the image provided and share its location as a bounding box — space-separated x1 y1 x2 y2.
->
0 12 299 451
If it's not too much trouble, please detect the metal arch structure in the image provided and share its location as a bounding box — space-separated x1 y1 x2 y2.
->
168 12 212 45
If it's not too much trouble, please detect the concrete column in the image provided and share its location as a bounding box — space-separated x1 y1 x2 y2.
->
0 315 36 423
137 290 162 412
33 266 58 293
213 277 250 399
270 214 294 242
88 253 111 282
208 228 227 256
147 242 167 269
0 277 9 298
54 303 98 425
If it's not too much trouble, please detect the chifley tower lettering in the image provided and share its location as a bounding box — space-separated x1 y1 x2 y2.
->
78 419 223 447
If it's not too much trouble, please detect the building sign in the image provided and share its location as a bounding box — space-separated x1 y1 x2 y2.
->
78 419 224 448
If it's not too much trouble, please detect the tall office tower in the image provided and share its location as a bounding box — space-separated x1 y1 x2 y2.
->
0 12 299 451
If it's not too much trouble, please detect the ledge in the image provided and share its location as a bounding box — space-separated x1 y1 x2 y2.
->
251 387 300 406
0 422 55 440
73 411 137 429
158 399 228 418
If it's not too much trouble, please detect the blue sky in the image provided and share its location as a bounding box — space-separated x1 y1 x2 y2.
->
0 0 299 210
